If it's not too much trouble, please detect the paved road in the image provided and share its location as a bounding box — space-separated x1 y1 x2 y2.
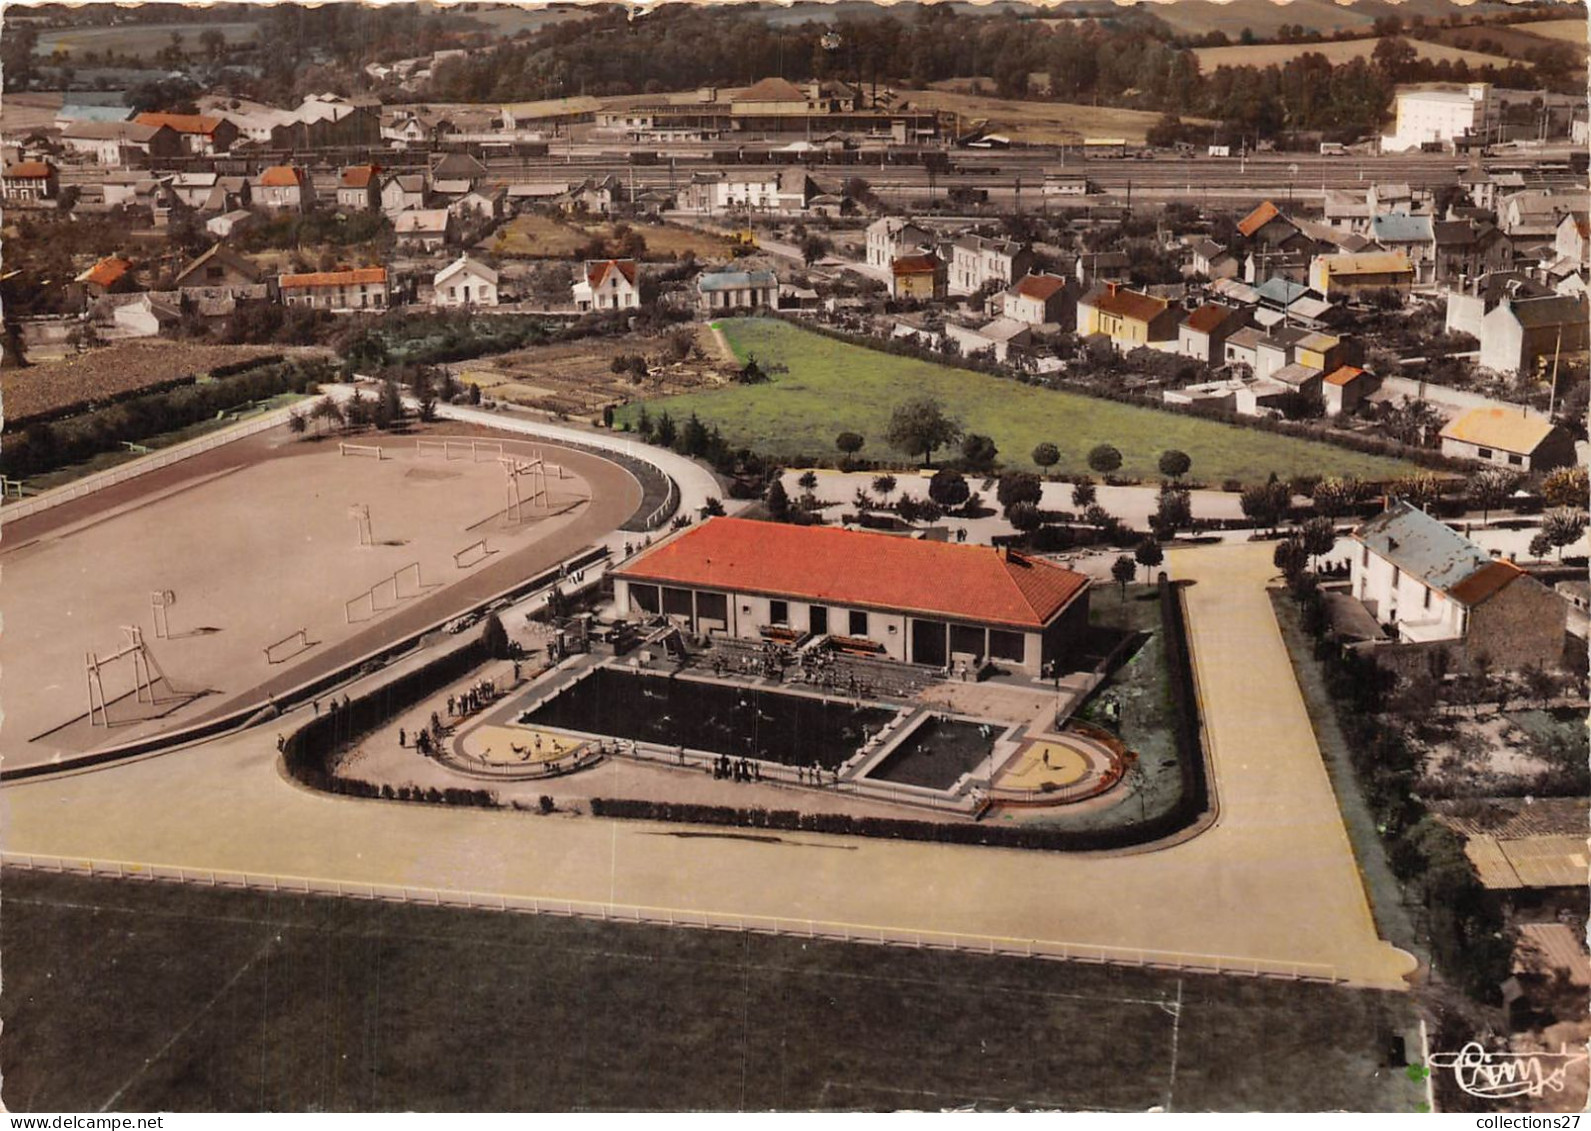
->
2 540 1415 988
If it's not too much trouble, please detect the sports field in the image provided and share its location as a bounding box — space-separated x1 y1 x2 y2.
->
910 82 1216 145
0 427 636 767
1 869 1423 1112
618 319 1422 484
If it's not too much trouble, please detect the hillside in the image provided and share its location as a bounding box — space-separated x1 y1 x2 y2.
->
1194 36 1521 72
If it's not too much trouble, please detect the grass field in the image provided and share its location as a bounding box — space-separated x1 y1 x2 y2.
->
486 214 742 262
618 319 1422 485
1 870 1423 1112
1426 20 1590 61
1514 18 1591 45
1193 36 1519 72
34 21 259 60
909 84 1215 145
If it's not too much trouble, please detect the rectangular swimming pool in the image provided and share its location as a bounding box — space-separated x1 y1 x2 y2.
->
866 716 999 791
521 667 897 769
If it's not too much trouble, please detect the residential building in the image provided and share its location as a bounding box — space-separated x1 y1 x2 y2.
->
337 165 382 211
1498 190 1591 242
1001 273 1073 329
1295 331 1348 374
1076 283 1179 352
172 245 262 292
111 294 180 338
697 267 779 313
76 256 137 298
279 267 390 312
1177 302 1251 365
2 161 58 201
1370 213 1435 282
1438 407 1576 471
866 217 932 269
432 255 499 307
1323 190 1373 234
1322 365 1378 416
890 253 945 300
206 209 253 239
1075 251 1131 285
253 165 313 213
1445 272 1553 338
451 185 507 222
1223 325 1266 373
1552 212 1589 269
1475 293 1590 378
169 171 219 209
380 173 429 219
573 259 641 312
1236 200 1310 252
394 209 452 251
1350 500 1565 671
947 236 1033 296
429 151 489 189
945 317 1032 363
611 517 1092 676
131 112 238 155
1309 252 1415 299
1189 238 1239 280
1254 326 1310 380
1366 182 1416 215
1431 220 1512 284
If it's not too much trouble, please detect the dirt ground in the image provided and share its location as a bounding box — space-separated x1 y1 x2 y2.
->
453 326 730 420
485 214 742 263
1 427 640 767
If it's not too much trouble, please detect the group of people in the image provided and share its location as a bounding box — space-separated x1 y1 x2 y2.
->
447 679 496 719
714 753 761 783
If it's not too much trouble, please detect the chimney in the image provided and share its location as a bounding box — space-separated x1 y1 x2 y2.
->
1106 281 1120 297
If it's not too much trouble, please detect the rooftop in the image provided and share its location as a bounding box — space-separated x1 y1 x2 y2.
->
1316 252 1414 276
698 268 778 292
1370 212 1434 243
585 259 639 290
1183 302 1244 335
1351 500 1522 605
1237 200 1285 238
616 517 1090 630
892 253 940 275
133 111 228 136
1013 273 1067 301
1084 284 1168 324
1439 406 1561 454
279 266 387 288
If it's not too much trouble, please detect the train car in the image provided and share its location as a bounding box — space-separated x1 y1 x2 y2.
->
629 150 661 166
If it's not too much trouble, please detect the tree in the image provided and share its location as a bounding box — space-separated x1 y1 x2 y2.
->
1006 501 1043 533
1520 662 1558 709
1157 449 1191 481
960 432 999 473
1529 531 1553 560
1155 486 1191 535
1274 538 1308 578
928 468 970 510
872 474 897 504
765 479 791 521
1299 516 1337 567
1541 508 1588 559
1312 476 1360 520
1111 554 1137 602
800 234 832 266
199 27 227 61
654 412 677 448
1087 444 1123 476
1391 472 1442 512
798 470 819 491
996 470 1043 512
700 496 726 518
1032 442 1061 475
288 409 308 435
1071 479 1097 510
1134 537 1164 582
1466 467 1517 524
835 431 865 469
886 397 962 466
1240 477 1291 532
1541 465 1588 509
375 379 405 430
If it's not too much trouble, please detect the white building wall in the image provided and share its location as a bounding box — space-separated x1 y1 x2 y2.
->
1351 546 1467 639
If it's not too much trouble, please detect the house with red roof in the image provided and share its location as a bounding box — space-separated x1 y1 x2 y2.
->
890 253 945 300
1350 501 1565 672
1176 302 1251 365
1076 282 1179 352
253 165 314 213
1001 272 1074 328
131 112 238 155
1236 200 1310 252
1321 365 1379 417
337 165 382 211
2 160 58 202
573 259 640 312
613 517 1092 674
278 266 389 311
75 256 137 298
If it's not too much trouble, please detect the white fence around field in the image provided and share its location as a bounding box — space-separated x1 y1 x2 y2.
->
1 405 301 523
0 851 1341 985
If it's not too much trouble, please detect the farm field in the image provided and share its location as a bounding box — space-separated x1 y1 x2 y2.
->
1148 0 1517 39
0 91 66 134
2 343 296 427
910 84 1216 145
484 214 742 262
1193 36 1519 72
34 21 260 59
0 869 1422 1112
1514 17 1591 45
1425 20 1589 62
618 318 1425 485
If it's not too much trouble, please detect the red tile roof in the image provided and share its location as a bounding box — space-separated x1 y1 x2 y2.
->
279 266 387 289
78 256 133 288
5 161 54 179
1088 285 1168 324
1183 302 1242 335
339 164 380 188
133 112 227 136
1323 365 1367 387
892 254 940 275
1237 200 1282 238
585 259 638 290
1015 273 1067 301
1447 559 1523 606
617 517 1090 630
258 165 305 188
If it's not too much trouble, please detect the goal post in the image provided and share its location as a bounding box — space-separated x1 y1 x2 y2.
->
339 442 385 460
415 439 448 459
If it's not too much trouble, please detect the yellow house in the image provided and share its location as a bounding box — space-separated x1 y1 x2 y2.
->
1077 283 1179 351
890 253 945 300
1309 252 1414 299
1296 331 1347 373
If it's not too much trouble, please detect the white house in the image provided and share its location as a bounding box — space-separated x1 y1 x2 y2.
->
573 259 640 312
279 267 390 312
381 173 428 219
253 165 313 213
945 317 1032 363
111 294 180 338
432 256 499 307
866 217 932 269
947 236 1033 296
394 208 452 251
1000 273 1072 328
696 267 778 313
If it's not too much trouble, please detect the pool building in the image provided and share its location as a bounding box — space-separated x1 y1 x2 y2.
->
612 518 1091 676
